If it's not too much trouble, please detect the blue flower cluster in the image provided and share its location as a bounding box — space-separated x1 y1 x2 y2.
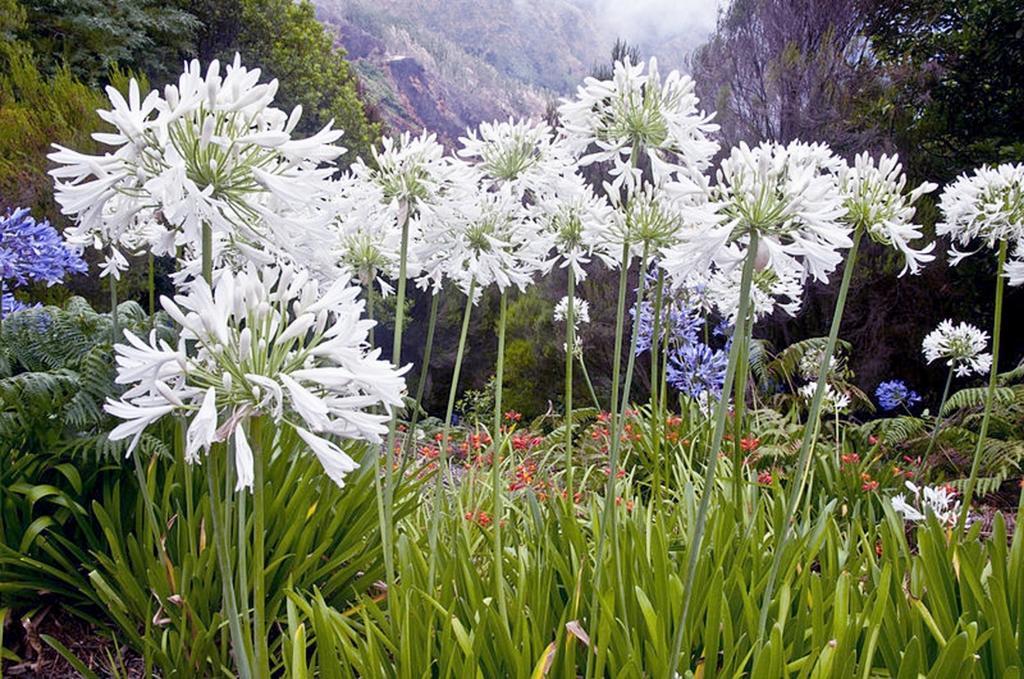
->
667 341 729 399
0 206 86 314
875 380 922 412
633 274 730 399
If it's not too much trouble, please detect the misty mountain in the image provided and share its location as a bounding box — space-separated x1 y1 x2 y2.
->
313 0 711 145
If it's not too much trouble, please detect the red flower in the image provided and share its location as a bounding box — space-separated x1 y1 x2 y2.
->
504 410 522 423
757 470 773 485
840 453 860 466
740 436 761 452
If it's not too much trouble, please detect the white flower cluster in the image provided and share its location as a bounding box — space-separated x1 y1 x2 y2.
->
837 153 937 275
922 320 993 378
891 481 960 526
938 163 1024 284
105 265 408 490
553 296 590 327
799 383 850 413
50 55 346 279
558 57 719 194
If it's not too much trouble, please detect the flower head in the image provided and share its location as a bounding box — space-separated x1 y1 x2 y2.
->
837 153 937 275
922 320 992 377
553 296 590 327
875 380 922 412
530 173 617 279
891 480 959 525
0 207 86 290
799 383 850 413
558 57 718 193
459 118 573 197
417 183 547 299
667 341 728 400
49 55 345 277
937 163 1024 277
104 264 408 489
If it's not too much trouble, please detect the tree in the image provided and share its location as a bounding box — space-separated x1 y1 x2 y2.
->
691 0 883 154
220 0 385 163
867 0 1024 183
15 0 198 85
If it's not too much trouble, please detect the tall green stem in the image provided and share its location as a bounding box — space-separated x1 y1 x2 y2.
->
923 367 955 459
428 282 475 592
250 419 268 678
148 251 155 327
958 239 1007 532
109 274 119 345
201 224 213 284
668 230 759 673
398 291 441 473
585 241 650 678
583 240 632 679
578 351 602 410
491 290 509 623
649 269 665 503
731 279 755 511
755 226 863 643
564 268 576 494
382 204 411 596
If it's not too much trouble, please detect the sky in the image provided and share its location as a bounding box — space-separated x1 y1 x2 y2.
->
589 0 723 46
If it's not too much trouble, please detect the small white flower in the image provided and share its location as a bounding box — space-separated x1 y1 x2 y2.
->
922 320 993 377
184 387 218 463
234 422 255 492
553 296 590 326
799 383 850 413
937 163 1024 279
891 480 960 525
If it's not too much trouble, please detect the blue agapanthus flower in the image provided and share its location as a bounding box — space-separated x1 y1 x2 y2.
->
875 380 922 412
633 272 702 355
666 340 729 399
1 292 35 316
0 206 86 311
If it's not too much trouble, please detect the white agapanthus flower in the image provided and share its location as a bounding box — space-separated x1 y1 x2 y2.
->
104 264 408 490
530 173 618 279
49 55 345 277
661 142 847 324
799 383 850 413
937 163 1024 281
355 132 460 212
798 345 841 382
717 141 849 283
699 248 805 323
458 118 575 197
328 173 408 295
922 320 993 377
558 57 719 193
837 153 937 275
553 296 590 327
349 133 477 294
891 480 960 526
418 182 548 300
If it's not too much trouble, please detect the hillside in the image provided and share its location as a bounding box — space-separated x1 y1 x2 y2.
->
313 0 709 145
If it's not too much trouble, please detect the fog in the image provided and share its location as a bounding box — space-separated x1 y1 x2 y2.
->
587 0 722 46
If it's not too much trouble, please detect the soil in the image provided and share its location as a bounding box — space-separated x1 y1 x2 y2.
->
2 606 146 678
